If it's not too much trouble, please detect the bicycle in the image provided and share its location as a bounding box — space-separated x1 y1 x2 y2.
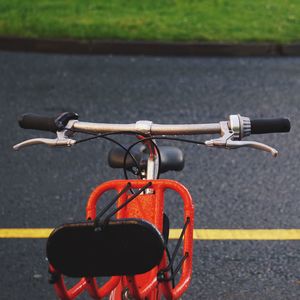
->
14 112 290 300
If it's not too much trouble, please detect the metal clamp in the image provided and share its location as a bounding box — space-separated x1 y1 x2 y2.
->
135 120 153 135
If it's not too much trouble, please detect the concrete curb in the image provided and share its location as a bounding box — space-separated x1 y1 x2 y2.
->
0 37 299 56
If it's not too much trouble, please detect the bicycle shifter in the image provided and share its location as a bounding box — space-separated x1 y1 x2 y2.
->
204 115 278 157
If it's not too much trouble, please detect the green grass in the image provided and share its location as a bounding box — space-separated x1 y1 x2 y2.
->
0 0 300 43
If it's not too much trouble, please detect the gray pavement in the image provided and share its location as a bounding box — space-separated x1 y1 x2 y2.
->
0 52 299 299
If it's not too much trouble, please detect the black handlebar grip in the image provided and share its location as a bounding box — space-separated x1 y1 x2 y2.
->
18 114 58 132
251 118 291 134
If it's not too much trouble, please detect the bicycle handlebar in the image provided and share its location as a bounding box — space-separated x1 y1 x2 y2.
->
17 112 290 136
72 121 221 135
14 112 290 156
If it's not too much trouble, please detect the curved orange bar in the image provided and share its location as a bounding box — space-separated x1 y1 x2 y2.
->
85 277 120 299
49 264 87 300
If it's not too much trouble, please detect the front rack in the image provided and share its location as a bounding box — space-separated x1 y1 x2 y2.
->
48 179 195 300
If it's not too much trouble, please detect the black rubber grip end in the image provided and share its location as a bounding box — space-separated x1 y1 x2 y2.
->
18 112 79 132
18 114 58 132
251 118 291 134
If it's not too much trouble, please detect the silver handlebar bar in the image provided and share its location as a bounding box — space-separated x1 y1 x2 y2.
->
71 121 221 135
13 114 279 156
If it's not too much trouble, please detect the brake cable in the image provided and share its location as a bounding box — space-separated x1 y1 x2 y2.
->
70 130 143 180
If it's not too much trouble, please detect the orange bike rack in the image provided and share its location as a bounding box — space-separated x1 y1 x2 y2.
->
51 179 194 300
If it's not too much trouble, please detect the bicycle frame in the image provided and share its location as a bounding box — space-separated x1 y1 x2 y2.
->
50 179 194 300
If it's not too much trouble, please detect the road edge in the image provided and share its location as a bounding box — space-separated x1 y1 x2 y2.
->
0 37 300 56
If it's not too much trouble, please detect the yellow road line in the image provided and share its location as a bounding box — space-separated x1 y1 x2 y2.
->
0 228 53 238
0 228 300 240
171 229 300 240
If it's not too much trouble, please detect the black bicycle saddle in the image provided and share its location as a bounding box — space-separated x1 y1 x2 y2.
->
108 145 184 173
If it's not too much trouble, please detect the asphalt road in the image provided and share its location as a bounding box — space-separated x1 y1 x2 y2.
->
0 51 299 299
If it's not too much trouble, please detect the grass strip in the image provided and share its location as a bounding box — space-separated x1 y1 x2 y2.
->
0 0 300 43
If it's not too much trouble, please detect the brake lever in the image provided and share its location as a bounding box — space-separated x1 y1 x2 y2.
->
205 121 278 157
13 138 76 150
13 120 78 151
225 140 278 157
